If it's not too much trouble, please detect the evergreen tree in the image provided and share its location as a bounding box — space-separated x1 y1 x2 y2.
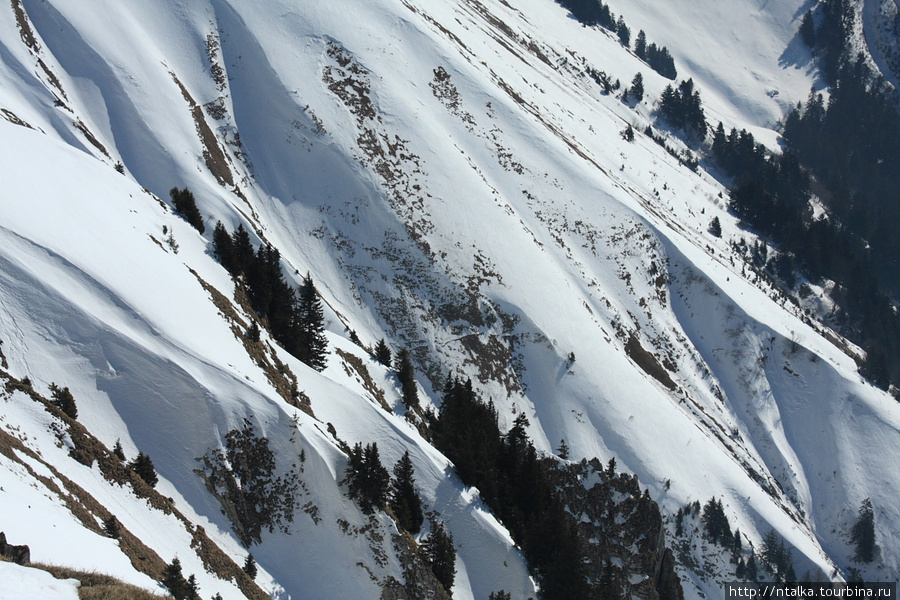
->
423 518 456 592
162 557 191 600
800 10 816 47
129 451 158 488
49 383 77 419
113 439 126 461
746 551 759 581
635 30 647 59
851 498 876 563
489 592 512 600
709 216 722 237
231 224 254 277
212 221 237 275
296 273 329 371
616 16 630 46
374 338 392 367
557 439 570 460
169 187 205 234
103 515 121 539
394 348 419 410
186 574 200 600
390 451 424 534
243 553 257 580
630 72 644 103
346 442 390 514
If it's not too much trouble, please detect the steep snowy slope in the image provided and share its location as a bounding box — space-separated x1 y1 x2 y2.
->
0 0 898 598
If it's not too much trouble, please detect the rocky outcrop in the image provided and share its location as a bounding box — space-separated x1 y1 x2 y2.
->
546 458 684 600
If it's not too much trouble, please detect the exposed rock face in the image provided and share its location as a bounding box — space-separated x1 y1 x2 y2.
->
0 532 31 565
546 459 684 600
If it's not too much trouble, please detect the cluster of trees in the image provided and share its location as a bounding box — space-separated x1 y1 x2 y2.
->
659 79 707 139
707 0 900 388
162 557 201 600
556 0 676 79
636 32 677 80
422 517 456 591
212 222 328 371
622 72 644 103
432 378 591 600
197 419 299 546
170 187 205 234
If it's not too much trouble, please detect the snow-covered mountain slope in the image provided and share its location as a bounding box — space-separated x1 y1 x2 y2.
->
0 0 898 598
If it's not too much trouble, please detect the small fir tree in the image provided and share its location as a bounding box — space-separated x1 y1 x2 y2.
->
373 338 392 367
800 10 816 47
710 216 722 237
49 383 77 419
296 273 329 371
113 439 126 461
630 72 644 103
423 518 456 592
345 442 390 514
129 451 158 488
557 438 570 460
394 348 419 410
103 515 121 539
616 16 630 46
851 498 876 563
162 557 190 600
389 450 424 534
243 553 258 580
635 30 647 59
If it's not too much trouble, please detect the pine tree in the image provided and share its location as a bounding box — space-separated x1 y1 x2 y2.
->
851 498 876 563
346 442 390 514
557 439 570 460
374 338 392 367
630 72 644 102
49 383 77 419
489 592 512 600
129 451 158 488
746 551 759 581
243 553 257 580
800 10 816 47
186 574 199 600
423 518 456 592
103 515 121 539
169 187 205 234
710 216 722 237
616 16 630 47
113 439 126 461
296 273 329 371
212 221 237 275
394 348 419 410
162 557 190 600
389 450 424 534
635 30 647 59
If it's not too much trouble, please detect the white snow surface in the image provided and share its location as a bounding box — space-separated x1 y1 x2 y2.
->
0 0 897 598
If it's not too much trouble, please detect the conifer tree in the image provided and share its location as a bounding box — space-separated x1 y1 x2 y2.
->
212 221 237 274
394 348 419 410
630 72 644 103
113 439 126 461
746 551 758 581
296 273 329 371
635 30 647 59
49 383 77 419
616 17 630 47
800 10 816 47
423 518 456 592
346 442 390 514
710 216 722 237
557 439 570 460
169 187 205 234
851 498 876 563
129 451 158 488
374 338 392 367
243 553 257 580
162 557 191 600
389 450 424 534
